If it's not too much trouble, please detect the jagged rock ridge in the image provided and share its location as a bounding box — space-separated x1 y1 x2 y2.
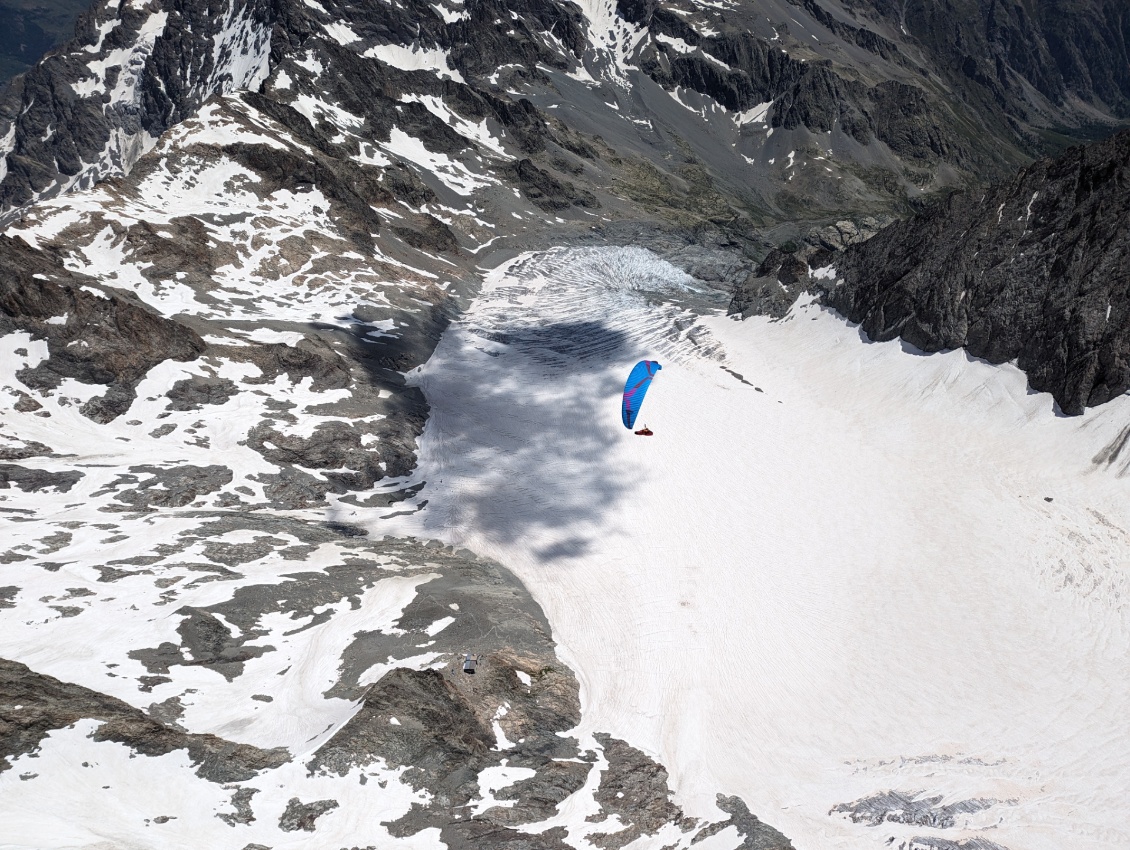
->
825 127 1130 415
2 0 1129 231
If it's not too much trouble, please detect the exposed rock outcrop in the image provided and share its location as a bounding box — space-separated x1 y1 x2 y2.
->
880 0 1130 137
826 128 1130 414
164 375 238 410
4 0 1128 238
832 790 998 829
0 657 288 781
0 235 205 421
0 465 82 493
278 797 339 831
0 0 274 210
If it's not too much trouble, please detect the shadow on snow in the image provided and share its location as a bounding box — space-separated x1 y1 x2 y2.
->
416 319 637 562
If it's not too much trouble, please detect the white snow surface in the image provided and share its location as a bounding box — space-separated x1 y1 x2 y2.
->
0 722 444 849
399 94 510 158
571 0 647 87
4 225 1130 849
375 246 1130 850
208 3 272 95
0 119 15 184
383 128 495 195
363 43 465 83
736 101 773 125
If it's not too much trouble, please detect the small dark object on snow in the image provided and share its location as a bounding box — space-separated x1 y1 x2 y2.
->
1044 497 1054 502
634 427 653 436
462 653 479 674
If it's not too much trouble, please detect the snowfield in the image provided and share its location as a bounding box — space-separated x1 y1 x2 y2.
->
380 247 1130 850
2 245 1129 849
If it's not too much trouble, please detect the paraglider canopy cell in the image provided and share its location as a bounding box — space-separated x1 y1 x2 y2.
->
622 360 662 430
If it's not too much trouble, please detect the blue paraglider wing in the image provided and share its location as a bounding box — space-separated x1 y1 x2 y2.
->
622 360 662 429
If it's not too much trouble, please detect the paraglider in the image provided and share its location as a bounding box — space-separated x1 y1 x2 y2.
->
622 360 661 433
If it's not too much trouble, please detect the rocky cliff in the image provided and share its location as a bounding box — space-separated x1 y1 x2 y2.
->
861 0 1130 148
2 0 1128 233
825 127 1130 415
0 0 273 210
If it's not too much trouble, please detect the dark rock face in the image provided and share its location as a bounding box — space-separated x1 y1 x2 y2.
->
831 790 997 829
617 0 1130 220
131 608 270 681
885 0 1130 134
278 797 340 831
587 733 690 848
0 235 204 421
730 217 887 318
0 0 586 217
638 28 976 173
103 465 235 511
895 838 1008 850
836 0 1130 156
246 421 385 488
2 0 1126 238
826 128 1130 415
806 217 889 252
217 788 258 826
0 657 288 781
241 374 428 504
164 375 238 410
713 795 796 850
0 0 274 210
316 666 507 773
731 246 811 319
0 464 82 493
302 0 586 87
508 159 599 212
217 339 351 393
222 140 390 253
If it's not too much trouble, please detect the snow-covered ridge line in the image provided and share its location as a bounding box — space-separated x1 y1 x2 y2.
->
0 0 275 219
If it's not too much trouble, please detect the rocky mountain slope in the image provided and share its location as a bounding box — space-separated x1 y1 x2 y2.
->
2 0 1128 236
868 0 1130 150
2 0 1130 848
0 0 797 846
823 127 1130 415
